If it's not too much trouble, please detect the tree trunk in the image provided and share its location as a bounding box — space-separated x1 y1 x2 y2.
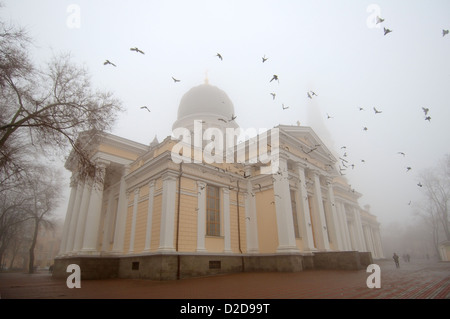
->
0 246 5 270
28 218 39 274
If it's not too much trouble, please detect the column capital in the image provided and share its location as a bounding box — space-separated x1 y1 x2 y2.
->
133 187 140 195
161 171 179 182
148 179 155 188
295 161 309 170
70 173 79 188
95 159 110 168
222 187 230 195
324 175 335 185
197 180 207 188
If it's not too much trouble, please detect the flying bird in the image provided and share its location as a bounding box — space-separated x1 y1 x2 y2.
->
140 106 151 112
130 47 145 54
327 113 333 119
443 29 449 37
262 55 268 63
384 27 392 35
376 16 385 24
282 104 289 110
363 126 368 131
406 166 412 172
358 107 364 111
425 116 431 122
270 93 276 100
307 91 312 99
310 91 318 96
216 53 223 60
172 76 180 83
270 75 279 83
397 152 405 157
417 182 423 187
103 60 116 67
422 107 429 116
218 114 237 122
373 107 382 114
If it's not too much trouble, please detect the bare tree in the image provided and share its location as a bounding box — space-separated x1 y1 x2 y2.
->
22 165 62 274
414 155 450 260
419 155 450 241
414 200 442 259
0 18 123 185
0 184 33 269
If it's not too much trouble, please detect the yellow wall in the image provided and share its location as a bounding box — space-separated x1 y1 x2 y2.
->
255 189 278 253
150 184 162 251
98 144 140 161
177 178 198 252
230 191 247 253
206 236 224 252
133 198 148 252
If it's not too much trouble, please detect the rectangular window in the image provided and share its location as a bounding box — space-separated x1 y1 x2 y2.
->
291 190 300 238
206 185 220 236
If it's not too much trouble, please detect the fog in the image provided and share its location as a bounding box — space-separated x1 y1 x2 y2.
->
2 0 449 247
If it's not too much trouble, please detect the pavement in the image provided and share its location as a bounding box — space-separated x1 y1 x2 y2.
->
0 259 448 300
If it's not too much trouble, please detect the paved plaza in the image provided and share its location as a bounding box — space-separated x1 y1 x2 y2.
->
0 259 448 299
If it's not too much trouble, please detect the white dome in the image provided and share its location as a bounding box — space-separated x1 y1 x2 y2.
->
172 83 239 131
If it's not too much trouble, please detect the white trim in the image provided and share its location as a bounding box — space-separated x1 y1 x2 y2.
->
143 180 155 252
223 188 232 253
196 181 207 252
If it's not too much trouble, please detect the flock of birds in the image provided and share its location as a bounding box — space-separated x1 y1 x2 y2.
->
99 16 447 208
376 15 449 37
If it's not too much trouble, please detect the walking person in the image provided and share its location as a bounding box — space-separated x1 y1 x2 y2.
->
393 253 400 268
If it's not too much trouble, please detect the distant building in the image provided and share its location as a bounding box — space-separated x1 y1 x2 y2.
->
54 81 384 280
438 241 450 261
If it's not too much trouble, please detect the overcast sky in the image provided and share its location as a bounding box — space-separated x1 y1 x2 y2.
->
2 0 449 229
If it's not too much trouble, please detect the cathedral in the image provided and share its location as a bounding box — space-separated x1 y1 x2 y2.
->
53 81 384 280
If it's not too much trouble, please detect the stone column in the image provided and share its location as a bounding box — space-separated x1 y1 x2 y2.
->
336 202 351 251
65 177 84 254
59 173 78 255
312 171 330 250
272 156 298 253
245 175 259 253
81 160 108 254
296 164 316 251
128 188 140 253
373 226 385 258
112 165 130 254
143 180 155 252
196 181 207 252
223 188 232 253
72 177 92 253
325 177 344 251
158 173 177 252
363 225 375 257
101 190 114 253
353 206 367 251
